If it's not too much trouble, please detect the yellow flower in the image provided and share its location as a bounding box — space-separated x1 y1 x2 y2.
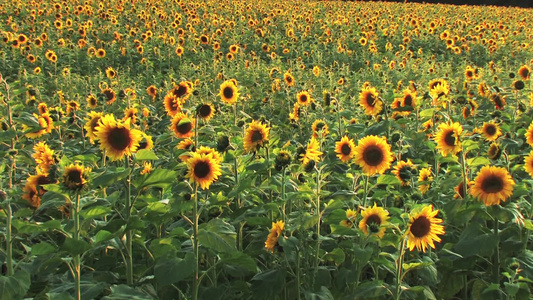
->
359 203 389 238
434 121 462 157
353 135 393 176
243 120 270 153
265 220 285 253
186 152 222 190
407 205 445 253
470 166 515 206
94 114 143 161
335 136 356 163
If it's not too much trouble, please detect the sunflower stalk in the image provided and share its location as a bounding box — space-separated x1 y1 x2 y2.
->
362 175 369 209
72 192 81 300
2 76 15 276
493 217 500 286
192 182 200 300
125 158 134 285
314 166 322 281
394 236 408 300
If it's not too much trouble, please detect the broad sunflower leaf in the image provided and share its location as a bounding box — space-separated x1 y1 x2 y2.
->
91 167 130 188
0 269 31 300
154 253 195 286
198 219 236 253
134 168 177 190
134 149 158 161
102 285 154 300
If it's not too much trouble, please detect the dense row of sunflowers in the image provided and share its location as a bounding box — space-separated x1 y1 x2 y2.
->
1 0 533 299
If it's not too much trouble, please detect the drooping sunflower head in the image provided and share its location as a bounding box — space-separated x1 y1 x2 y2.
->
265 220 285 253
434 121 463 157
275 150 292 171
487 143 501 160
470 165 515 206
340 208 357 228
454 179 474 200
359 86 382 116
169 112 195 139
218 80 239 105
301 136 323 165
480 121 502 142
86 94 97 108
62 163 91 190
297 91 312 106
102 88 116 105
84 111 103 144
243 120 270 153
146 85 158 98
417 167 433 194
123 107 138 124
490 93 506 110
94 114 143 161
335 136 356 163
311 119 329 138
353 135 394 176
196 103 215 122
186 152 222 190
359 203 389 238
163 93 182 117
407 205 445 253
525 122 533 147
392 159 416 186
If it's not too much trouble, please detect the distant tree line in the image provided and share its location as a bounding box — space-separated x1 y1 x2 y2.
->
341 0 533 8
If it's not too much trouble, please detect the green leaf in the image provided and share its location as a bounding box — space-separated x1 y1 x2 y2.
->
198 219 236 253
304 286 334 300
135 149 158 161
134 168 177 190
376 175 401 185
467 156 490 167
351 280 387 297
454 222 498 257
71 153 100 163
251 268 286 300
419 108 435 118
91 167 130 188
437 272 464 298
324 248 345 264
94 230 114 244
220 251 257 275
80 206 112 219
31 242 57 255
0 269 31 300
61 238 91 256
102 285 153 300
154 253 195 286
46 293 75 300
402 262 432 273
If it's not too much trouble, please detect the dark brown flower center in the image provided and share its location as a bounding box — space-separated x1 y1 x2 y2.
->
365 93 376 107
194 161 211 178
485 125 496 136
173 85 188 98
108 127 131 151
223 86 234 99
444 130 456 146
104 90 115 101
251 130 263 143
286 76 293 83
341 143 351 155
199 105 212 117
410 216 430 238
300 94 308 103
363 145 384 166
481 175 504 193
67 170 82 185
366 214 382 233
176 120 192 135
492 95 503 108
403 95 413 107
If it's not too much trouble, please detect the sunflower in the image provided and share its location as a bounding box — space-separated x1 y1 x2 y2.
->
40 113 54 133
94 114 143 161
311 119 329 138
146 85 158 99
358 86 382 116
353 135 394 176
102 88 116 105
313 66 321 77
301 136 323 165
186 152 222 190
417 167 433 194
487 143 502 160
289 103 300 122
137 132 154 151
407 205 445 253
196 103 215 122
170 81 193 101
84 111 103 144
86 94 97 108
335 136 356 163
243 120 270 153
284 71 295 87
63 163 91 190
490 93 506 110
38 102 48 115
340 209 357 228
296 91 312 106
105 67 117 79
163 93 182 117
359 203 389 238
518 65 530 80
169 112 195 139
265 220 285 253
22 183 41 208
525 122 533 147
123 107 138 124
26 172 52 197
66 101 80 115
177 138 195 162
434 121 463 157
140 162 152 175
524 151 533 178
480 121 502 142
218 80 239 105
392 159 416 186
470 165 515 206
24 114 48 139
196 146 223 163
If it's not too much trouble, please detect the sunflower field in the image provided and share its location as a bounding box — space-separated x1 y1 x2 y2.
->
1 0 533 299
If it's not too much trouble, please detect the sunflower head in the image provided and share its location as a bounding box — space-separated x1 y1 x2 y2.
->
243 120 270 153
480 121 502 142
524 150 533 178
163 92 182 117
490 93 506 110
335 136 356 163
525 122 533 147
218 80 239 105
359 203 389 238
359 86 382 116
196 103 215 121
297 91 312 106
275 150 292 171
265 220 285 253
169 112 195 139
186 152 222 190
311 119 329 138
84 111 103 144
417 167 433 194
301 136 323 166
470 165 515 206
392 159 416 186
434 121 463 157
284 71 295 87
407 205 445 252
354 135 394 176
518 65 530 80
340 208 357 228
94 114 143 161
63 163 91 190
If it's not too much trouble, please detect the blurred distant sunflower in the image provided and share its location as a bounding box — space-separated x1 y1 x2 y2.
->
169 112 195 139
454 179 474 200
335 136 356 163
353 135 393 176
265 220 284 253
524 151 533 178
434 121 462 157
340 209 357 228
470 165 515 206
525 122 533 146
86 94 97 108
297 91 312 106
243 120 270 153
84 111 103 144
311 119 329 138
301 136 323 165
284 71 295 87
94 114 142 161
123 107 138 124
480 121 502 142
105 67 117 79
518 65 530 80
407 205 445 253
218 80 239 105
196 103 216 122
359 203 389 238
63 163 91 190
359 86 382 116
490 93 506 110
392 159 416 186
102 88 116 105
163 93 181 117
417 167 433 194
146 85 158 99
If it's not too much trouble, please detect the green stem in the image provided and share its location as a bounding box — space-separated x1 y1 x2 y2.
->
315 167 321 275
395 237 407 300
493 218 500 286
125 158 133 285
362 175 369 208
73 193 81 300
5 195 13 276
460 151 468 201
193 183 199 300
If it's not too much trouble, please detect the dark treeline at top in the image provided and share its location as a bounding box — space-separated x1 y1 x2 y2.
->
348 0 533 8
